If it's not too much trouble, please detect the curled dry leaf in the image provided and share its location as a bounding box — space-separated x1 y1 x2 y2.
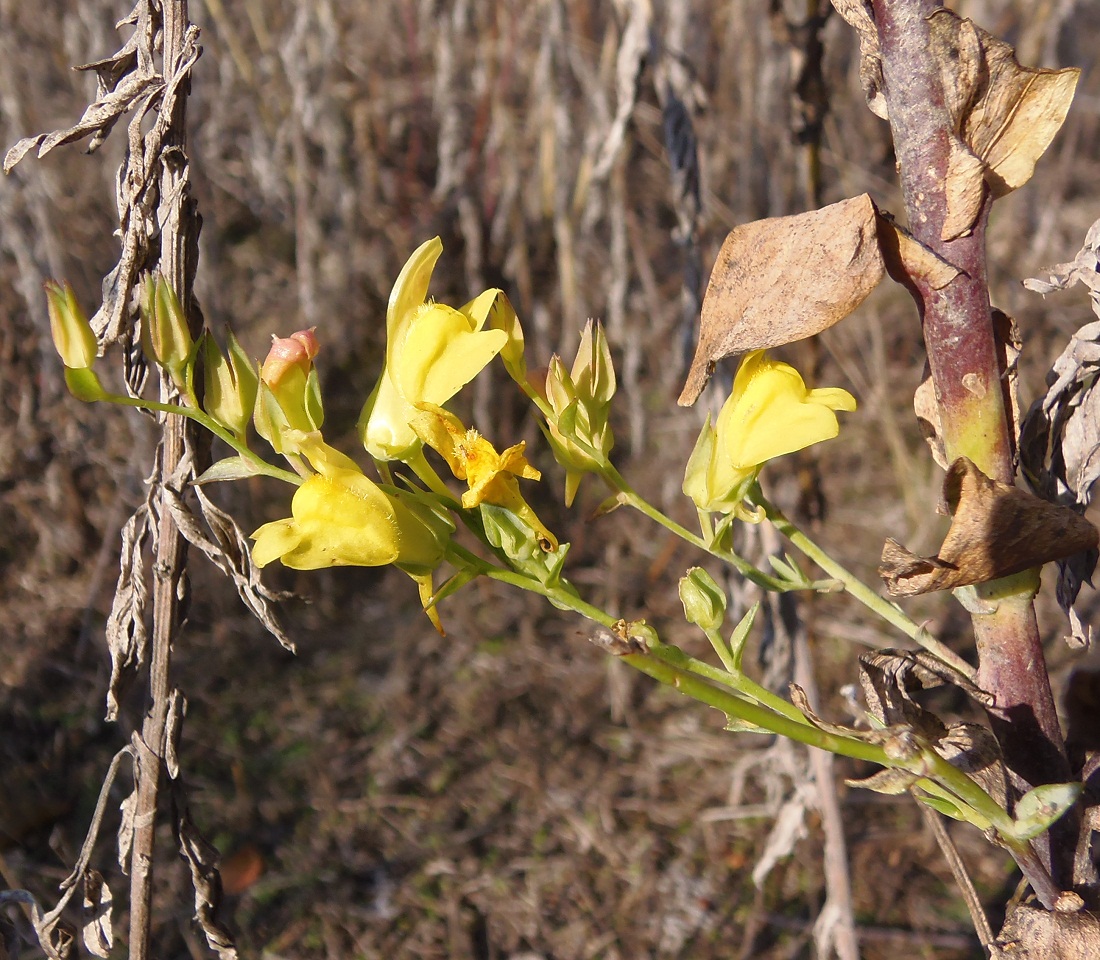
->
828 0 886 119
1021 221 1100 645
81 872 112 960
876 211 961 292
927 9 1079 238
679 194 884 404
880 458 1099 597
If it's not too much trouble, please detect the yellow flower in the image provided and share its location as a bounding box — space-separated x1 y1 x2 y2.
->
250 439 452 573
359 237 509 461
684 351 856 513
412 404 559 551
250 467 401 569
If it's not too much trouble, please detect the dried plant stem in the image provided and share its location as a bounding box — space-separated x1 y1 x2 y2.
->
128 3 199 957
869 0 1071 893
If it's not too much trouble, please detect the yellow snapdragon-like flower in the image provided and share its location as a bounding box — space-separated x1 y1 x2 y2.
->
360 237 510 461
684 350 856 514
250 438 451 573
250 467 402 570
412 404 559 551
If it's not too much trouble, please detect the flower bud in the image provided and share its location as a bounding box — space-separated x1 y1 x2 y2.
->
543 327 617 506
45 280 97 369
142 276 194 380
202 329 259 440
679 567 727 632
255 330 324 450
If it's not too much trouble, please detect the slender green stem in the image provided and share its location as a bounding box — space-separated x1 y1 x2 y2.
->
599 463 791 591
104 392 302 485
450 542 1022 848
405 447 455 500
652 636 812 726
757 490 976 678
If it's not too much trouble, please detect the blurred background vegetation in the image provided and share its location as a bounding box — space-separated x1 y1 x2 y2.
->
1 1 1098 957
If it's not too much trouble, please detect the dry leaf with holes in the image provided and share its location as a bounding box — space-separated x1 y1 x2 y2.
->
880 457 1098 597
680 194 884 404
927 10 1079 239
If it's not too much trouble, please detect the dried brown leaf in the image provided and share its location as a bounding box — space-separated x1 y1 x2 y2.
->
1024 217 1100 299
942 135 987 241
104 506 151 722
1021 229 1100 645
828 0 886 119
928 9 1079 204
80 872 112 960
680 194 884 404
174 800 239 960
877 213 961 291
162 455 294 652
880 458 1099 597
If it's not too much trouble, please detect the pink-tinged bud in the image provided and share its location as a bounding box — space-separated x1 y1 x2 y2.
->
261 329 320 386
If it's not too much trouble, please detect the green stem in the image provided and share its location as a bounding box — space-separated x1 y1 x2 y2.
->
458 545 1015 841
104 393 301 485
758 490 975 679
405 447 455 500
599 463 790 592
654 635 812 726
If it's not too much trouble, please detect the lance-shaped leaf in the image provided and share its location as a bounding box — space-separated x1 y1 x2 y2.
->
679 194 884 404
880 458 1099 597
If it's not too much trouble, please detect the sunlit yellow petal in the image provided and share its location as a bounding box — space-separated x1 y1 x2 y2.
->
459 288 501 331
250 519 303 568
250 471 401 570
720 352 854 469
397 303 508 403
808 386 858 412
362 371 420 461
388 237 443 350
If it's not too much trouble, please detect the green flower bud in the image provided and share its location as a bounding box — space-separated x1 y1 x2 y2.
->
45 280 97 369
142 276 195 384
679 567 727 632
202 329 259 440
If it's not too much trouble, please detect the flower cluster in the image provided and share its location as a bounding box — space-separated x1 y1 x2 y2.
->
47 241 856 631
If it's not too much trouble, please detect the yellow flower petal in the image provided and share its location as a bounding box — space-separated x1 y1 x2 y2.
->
459 288 500 331
720 351 856 470
388 237 443 353
362 242 511 462
250 470 400 569
684 351 856 514
397 303 508 405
